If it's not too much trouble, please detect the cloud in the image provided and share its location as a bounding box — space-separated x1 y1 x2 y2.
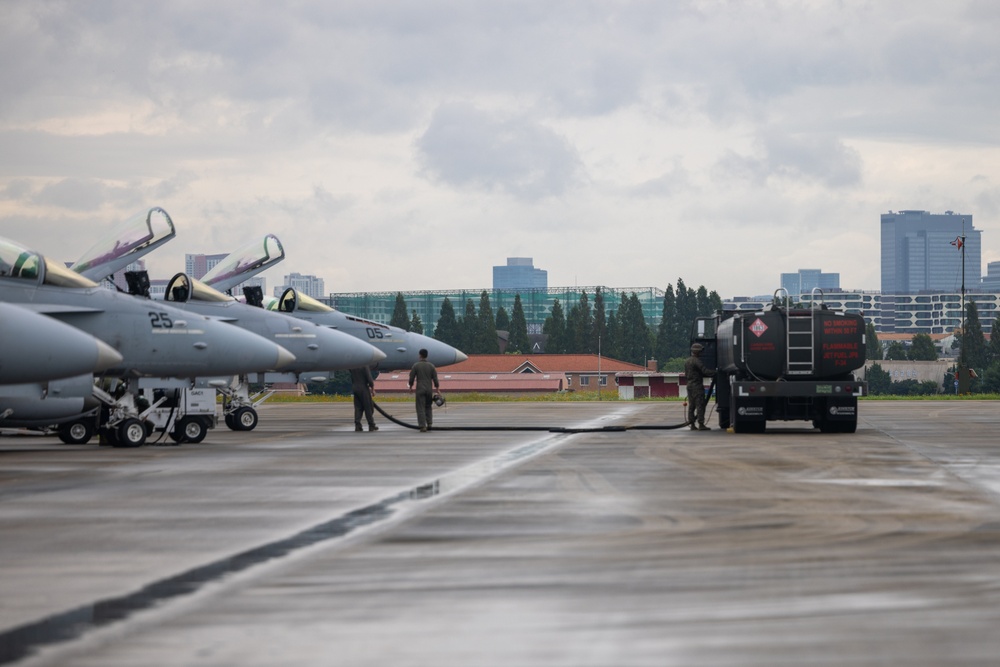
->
713 131 862 189
416 103 584 200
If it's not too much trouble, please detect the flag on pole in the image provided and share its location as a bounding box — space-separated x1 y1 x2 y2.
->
951 236 964 250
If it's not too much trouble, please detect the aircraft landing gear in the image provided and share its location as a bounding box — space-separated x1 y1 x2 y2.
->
225 406 258 431
169 416 209 444
57 418 95 445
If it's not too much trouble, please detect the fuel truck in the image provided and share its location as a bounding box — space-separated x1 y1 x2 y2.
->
690 289 867 433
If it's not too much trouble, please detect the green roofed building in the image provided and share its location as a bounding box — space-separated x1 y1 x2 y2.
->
324 286 665 335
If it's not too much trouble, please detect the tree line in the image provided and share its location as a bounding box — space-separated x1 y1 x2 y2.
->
865 301 1000 394
384 280 722 369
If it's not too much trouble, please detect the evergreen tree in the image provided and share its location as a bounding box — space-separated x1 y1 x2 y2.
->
434 297 461 348
495 306 510 332
508 294 530 353
988 315 1000 368
409 310 424 336
461 298 480 353
962 301 987 371
477 291 499 353
605 310 622 360
591 287 607 354
885 341 908 360
908 333 938 361
390 292 410 329
866 363 892 396
543 299 567 354
572 291 593 353
865 322 881 361
655 284 677 368
619 293 650 366
565 303 579 354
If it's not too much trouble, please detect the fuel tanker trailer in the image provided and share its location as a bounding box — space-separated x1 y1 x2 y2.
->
690 289 867 433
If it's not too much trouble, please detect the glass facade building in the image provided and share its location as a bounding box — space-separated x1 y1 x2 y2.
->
880 210 981 332
492 257 547 291
327 287 664 336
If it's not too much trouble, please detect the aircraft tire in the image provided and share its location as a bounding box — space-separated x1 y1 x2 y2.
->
58 420 94 445
115 418 147 448
224 413 236 430
234 407 258 431
173 417 208 444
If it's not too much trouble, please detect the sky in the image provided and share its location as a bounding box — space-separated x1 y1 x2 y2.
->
2 0 1000 300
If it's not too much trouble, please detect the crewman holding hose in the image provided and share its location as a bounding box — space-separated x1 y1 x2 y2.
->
408 348 440 432
684 343 716 431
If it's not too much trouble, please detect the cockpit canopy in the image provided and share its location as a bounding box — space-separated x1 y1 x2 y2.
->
70 207 175 281
271 288 334 314
0 236 98 288
164 273 235 304
202 234 285 293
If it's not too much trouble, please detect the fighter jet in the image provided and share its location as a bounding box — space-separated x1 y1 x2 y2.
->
61 214 392 432
161 272 387 375
0 235 296 445
0 302 123 384
268 288 468 370
199 234 468 371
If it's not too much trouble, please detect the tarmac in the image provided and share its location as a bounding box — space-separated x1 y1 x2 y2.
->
2 399 1000 666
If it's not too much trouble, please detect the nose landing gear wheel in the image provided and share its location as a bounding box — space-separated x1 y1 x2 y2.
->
115 418 147 448
169 416 208 444
233 407 258 431
58 420 94 445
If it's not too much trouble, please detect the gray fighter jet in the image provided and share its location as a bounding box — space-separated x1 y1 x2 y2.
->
0 302 123 384
0 235 296 445
269 289 468 370
65 219 387 431
201 235 468 371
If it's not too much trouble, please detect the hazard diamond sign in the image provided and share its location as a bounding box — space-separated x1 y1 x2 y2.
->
749 318 768 338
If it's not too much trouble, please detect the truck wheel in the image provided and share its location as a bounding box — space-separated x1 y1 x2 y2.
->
58 420 94 445
234 407 258 431
115 418 147 448
172 417 208 444
718 409 731 430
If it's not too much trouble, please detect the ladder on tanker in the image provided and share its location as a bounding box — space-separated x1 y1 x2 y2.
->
776 287 820 376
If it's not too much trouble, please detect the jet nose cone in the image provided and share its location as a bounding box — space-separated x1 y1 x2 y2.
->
94 339 125 372
454 350 469 363
274 345 296 370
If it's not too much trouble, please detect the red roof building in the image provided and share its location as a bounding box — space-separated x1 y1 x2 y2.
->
373 354 648 395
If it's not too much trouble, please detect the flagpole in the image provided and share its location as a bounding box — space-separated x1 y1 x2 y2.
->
960 218 967 392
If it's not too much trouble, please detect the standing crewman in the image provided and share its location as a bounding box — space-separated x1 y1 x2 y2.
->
349 365 378 432
684 342 716 431
407 348 440 432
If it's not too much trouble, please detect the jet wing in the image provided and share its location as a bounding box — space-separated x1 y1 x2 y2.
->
71 207 176 281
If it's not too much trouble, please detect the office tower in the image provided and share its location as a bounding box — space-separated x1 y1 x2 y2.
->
880 210 981 294
492 257 547 291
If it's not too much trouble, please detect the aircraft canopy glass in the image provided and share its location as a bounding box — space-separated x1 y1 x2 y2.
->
0 237 41 282
71 207 175 276
202 234 285 288
164 273 234 303
279 288 333 313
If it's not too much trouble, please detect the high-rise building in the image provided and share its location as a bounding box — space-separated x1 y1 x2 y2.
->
275 273 325 299
880 210 981 294
880 210 982 333
185 253 228 280
780 269 840 296
493 257 547 291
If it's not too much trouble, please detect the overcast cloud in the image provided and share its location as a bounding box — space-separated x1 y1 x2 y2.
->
2 0 1000 299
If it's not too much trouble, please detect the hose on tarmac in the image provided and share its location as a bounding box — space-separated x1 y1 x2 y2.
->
371 399 694 433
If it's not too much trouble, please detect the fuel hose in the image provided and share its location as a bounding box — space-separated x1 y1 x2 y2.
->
371 400 693 433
